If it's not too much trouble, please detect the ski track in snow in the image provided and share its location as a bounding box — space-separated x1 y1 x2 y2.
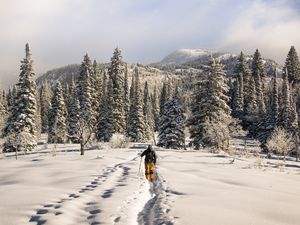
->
27 155 176 225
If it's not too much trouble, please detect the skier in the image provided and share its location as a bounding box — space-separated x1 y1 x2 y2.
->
140 145 157 181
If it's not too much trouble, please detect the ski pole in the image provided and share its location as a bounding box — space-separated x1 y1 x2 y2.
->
138 156 142 177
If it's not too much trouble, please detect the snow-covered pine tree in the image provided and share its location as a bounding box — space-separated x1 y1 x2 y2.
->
245 75 258 117
160 81 168 117
0 88 6 133
67 78 80 143
252 49 266 115
48 81 67 143
285 46 300 86
278 70 298 134
1 90 8 113
0 90 6 116
126 68 145 142
6 88 12 110
143 81 154 140
158 86 185 149
3 43 37 152
236 52 253 114
129 72 135 104
232 73 244 118
78 54 94 122
167 78 173 99
0 88 4 114
124 64 130 124
39 81 52 133
96 70 114 142
91 60 102 114
109 48 125 133
151 84 160 131
188 58 231 150
270 69 279 127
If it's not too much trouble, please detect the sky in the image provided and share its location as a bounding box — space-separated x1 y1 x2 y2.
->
0 0 300 88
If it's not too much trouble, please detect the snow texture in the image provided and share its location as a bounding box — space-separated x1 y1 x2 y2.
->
0 141 300 225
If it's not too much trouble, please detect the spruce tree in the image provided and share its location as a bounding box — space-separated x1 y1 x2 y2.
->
39 81 52 133
285 46 300 86
279 70 298 134
3 43 37 152
160 81 168 117
96 70 114 141
91 60 102 114
48 82 67 143
126 68 145 142
232 73 244 117
143 81 154 140
158 88 185 149
124 65 130 124
67 78 80 143
252 49 266 114
245 75 258 117
188 58 231 150
271 69 279 127
78 54 94 121
151 85 160 131
1 90 8 112
109 48 125 133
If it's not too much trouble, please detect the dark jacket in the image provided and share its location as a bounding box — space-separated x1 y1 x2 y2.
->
141 146 156 164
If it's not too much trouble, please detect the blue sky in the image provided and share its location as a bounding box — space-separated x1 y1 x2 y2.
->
0 0 300 87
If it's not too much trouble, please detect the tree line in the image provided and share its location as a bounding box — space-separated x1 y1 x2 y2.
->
0 44 299 157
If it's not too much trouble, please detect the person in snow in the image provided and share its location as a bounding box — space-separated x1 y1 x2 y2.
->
140 145 157 181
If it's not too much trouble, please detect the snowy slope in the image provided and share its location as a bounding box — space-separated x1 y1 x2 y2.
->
153 48 282 77
160 48 218 65
0 143 300 225
35 63 177 92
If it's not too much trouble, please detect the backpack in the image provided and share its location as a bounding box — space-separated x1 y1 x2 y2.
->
147 150 156 164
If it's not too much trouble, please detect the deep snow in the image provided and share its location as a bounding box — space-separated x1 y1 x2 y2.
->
0 143 300 225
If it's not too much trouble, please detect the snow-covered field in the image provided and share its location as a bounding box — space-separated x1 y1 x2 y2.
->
0 143 300 225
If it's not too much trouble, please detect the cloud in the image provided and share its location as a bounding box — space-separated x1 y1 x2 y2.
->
0 0 299 88
219 0 300 63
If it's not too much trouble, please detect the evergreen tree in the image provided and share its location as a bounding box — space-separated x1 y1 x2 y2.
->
279 70 298 133
67 78 80 143
252 49 266 114
143 81 154 140
78 54 94 121
1 90 8 112
245 75 258 117
160 81 168 117
158 88 185 149
188 58 231 150
39 81 52 133
3 43 37 152
151 85 160 131
232 73 244 117
91 60 102 114
237 52 252 114
124 65 130 124
284 46 300 86
96 70 114 141
126 68 145 142
270 69 279 127
48 82 67 143
109 48 125 133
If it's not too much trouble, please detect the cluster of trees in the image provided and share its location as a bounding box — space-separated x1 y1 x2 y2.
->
0 44 184 153
230 47 300 156
1 44 299 156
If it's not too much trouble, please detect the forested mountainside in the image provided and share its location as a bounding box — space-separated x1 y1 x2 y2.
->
36 63 177 91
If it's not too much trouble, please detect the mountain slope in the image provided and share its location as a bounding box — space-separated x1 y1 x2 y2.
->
35 63 178 91
152 48 281 77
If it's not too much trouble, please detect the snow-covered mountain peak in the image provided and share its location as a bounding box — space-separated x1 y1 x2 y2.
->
160 48 221 65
